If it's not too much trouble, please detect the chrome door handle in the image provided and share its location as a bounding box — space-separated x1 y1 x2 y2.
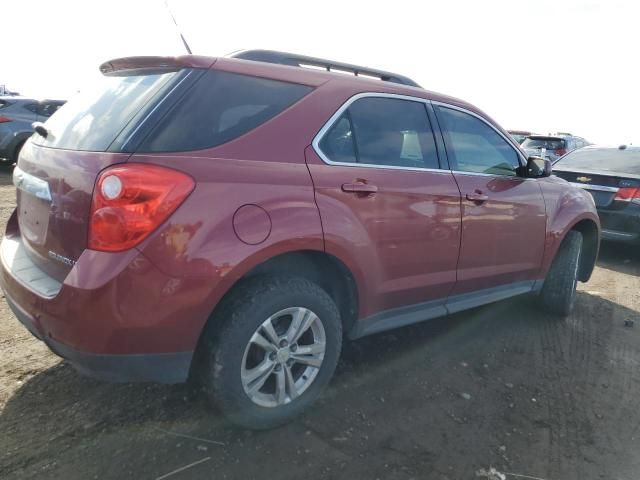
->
466 191 488 203
342 182 378 194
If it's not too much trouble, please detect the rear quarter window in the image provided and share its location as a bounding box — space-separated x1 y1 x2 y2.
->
138 70 313 152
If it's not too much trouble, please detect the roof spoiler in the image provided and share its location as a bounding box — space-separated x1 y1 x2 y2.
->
99 56 216 76
230 49 421 88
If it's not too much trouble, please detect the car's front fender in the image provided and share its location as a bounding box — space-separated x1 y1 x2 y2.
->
538 176 601 280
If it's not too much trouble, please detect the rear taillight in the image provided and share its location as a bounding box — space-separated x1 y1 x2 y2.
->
88 164 195 252
0 115 12 123
554 148 567 156
614 187 640 205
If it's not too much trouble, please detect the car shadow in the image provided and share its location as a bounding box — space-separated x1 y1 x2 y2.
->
2 289 637 479
597 241 640 277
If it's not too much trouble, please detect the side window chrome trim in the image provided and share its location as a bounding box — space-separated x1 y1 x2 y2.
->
431 101 527 166
312 92 442 173
450 170 537 181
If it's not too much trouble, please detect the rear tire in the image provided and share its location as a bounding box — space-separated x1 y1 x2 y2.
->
203 275 342 429
540 230 583 316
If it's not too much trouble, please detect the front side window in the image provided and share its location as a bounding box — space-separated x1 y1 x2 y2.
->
318 97 439 169
438 106 520 176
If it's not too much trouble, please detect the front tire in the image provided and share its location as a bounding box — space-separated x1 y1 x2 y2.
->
204 276 342 429
540 230 583 316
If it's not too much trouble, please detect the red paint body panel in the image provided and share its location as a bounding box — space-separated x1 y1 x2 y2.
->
305 147 462 317
450 174 547 293
0 54 600 382
537 176 600 278
15 141 129 282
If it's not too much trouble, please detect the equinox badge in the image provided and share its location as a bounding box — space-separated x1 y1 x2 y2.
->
48 251 76 267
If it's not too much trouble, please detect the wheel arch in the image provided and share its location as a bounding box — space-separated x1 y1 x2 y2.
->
242 250 359 333
570 218 600 281
188 249 360 382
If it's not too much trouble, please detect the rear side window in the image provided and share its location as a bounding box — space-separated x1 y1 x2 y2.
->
438 106 520 176
319 97 439 169
555 148 640 175
31 71 177 151
138 70 313 152
0 100 8 109
38 102 64 117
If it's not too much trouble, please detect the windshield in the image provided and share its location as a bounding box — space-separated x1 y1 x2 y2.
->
522 137 566 150
31 71 177 151
555 148 640 175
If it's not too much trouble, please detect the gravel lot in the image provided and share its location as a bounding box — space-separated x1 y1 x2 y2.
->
1 170 639 480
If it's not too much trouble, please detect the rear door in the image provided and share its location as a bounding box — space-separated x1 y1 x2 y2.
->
434 104 547 295
307 95 462 315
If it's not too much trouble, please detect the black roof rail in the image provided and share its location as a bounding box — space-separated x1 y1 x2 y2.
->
229 50 421 88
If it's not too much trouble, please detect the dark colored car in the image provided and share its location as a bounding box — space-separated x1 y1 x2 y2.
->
1 51 600 429
522 134 589 162
0 97 65 164
507 130 533 144
554 145 640 243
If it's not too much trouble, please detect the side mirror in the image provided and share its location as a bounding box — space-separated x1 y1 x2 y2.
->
523 156 552 178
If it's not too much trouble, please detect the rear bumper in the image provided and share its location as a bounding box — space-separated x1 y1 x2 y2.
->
598 206 640 244
601 229 640 243
0 213 216 384
4 293 191 383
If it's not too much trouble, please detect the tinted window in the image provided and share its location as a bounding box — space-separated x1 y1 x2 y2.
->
38 102 64 117
24 103 38 114
438 107 519 176
319 97 439 169
32 71 177 151
319 113 357 163
522 137 566 150
139 70 313 152
555 148 640 175
0 100 10 109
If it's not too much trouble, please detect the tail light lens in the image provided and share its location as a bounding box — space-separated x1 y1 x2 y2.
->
554 148 567 156
614 187 640 205
89 164 195 252
0 115 12 123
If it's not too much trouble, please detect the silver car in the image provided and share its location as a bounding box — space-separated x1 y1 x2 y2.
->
522 134 590 163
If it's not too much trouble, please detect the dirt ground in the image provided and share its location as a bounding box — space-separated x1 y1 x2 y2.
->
1 171 640 480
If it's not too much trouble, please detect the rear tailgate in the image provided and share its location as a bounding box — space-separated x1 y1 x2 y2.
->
8 58 202 284
14 142 129 281
553 168 640 208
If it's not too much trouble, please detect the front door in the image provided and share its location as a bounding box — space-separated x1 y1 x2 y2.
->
306 95 462 316
434 104 547 295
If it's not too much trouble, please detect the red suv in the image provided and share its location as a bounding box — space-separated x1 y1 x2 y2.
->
1 50 600 429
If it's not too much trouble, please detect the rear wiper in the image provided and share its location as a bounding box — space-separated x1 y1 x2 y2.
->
32 122 49 138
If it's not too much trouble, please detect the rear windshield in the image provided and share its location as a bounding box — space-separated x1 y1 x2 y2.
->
31 71 177 151
137 70 313 152
555 148 640 175
522 137 566 149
